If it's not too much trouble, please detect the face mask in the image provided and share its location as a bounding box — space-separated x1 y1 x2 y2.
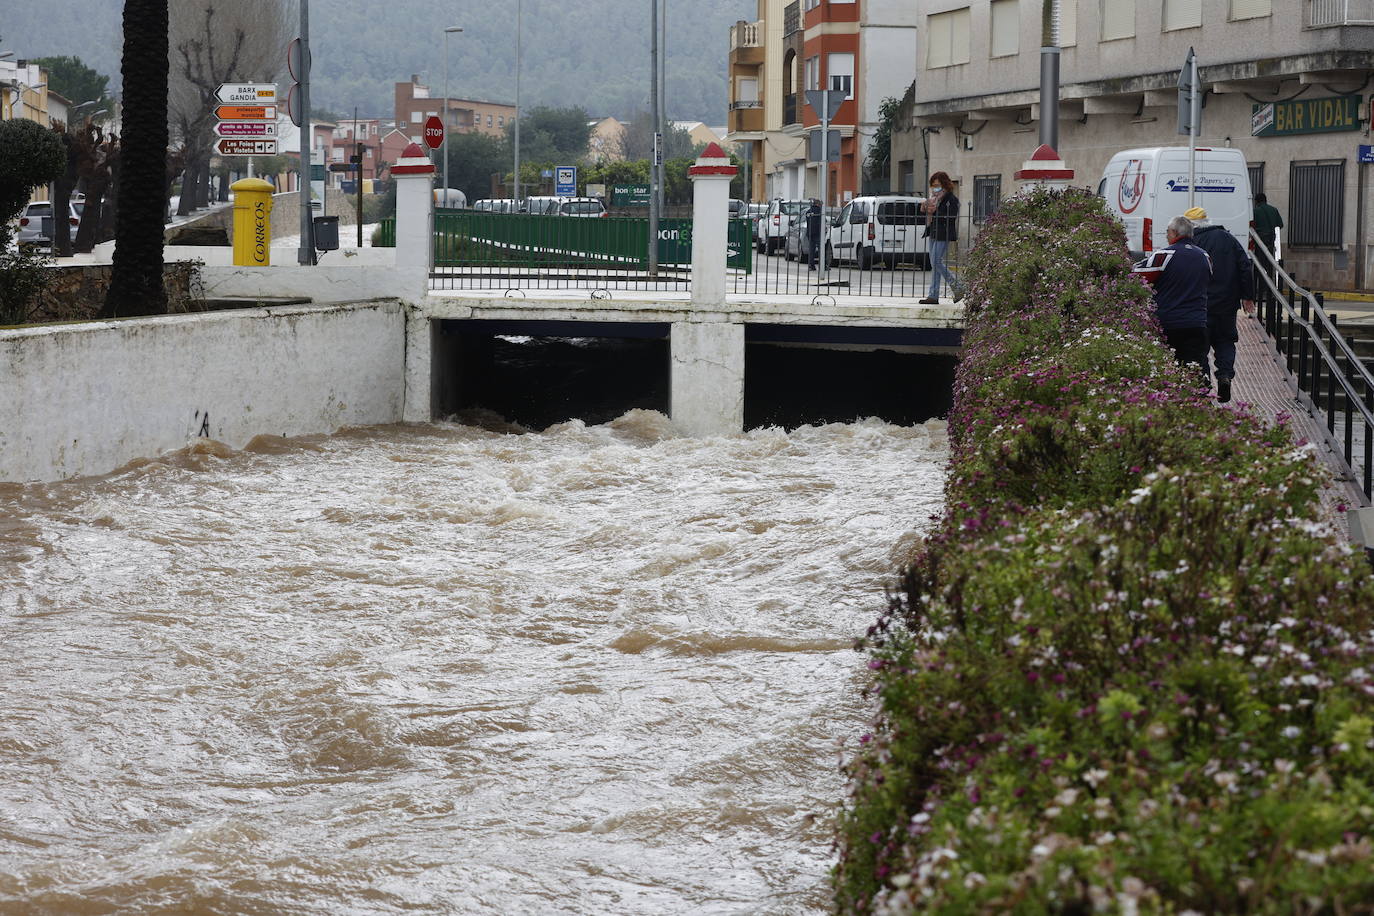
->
930 185 940 192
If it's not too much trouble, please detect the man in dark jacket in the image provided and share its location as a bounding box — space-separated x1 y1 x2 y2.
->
1133 215 1212 379
1186 206 1255 403
1252 192 1283 277
805 199 823 271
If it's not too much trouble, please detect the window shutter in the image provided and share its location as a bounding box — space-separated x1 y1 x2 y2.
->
991 0 1019 57
1101 0 1136 40
1163 0 1202 30
950 7 971 65
1060 0 1079 47
1229 0 1271 20
927 12 952 68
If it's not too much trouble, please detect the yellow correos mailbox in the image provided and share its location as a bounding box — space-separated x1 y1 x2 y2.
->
231 177 275 267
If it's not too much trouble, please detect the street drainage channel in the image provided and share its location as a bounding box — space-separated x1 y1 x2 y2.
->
430 321 960 431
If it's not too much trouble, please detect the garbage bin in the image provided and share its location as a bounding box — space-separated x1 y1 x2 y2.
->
313 215 340 252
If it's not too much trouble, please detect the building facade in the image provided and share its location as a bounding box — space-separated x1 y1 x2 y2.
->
726 0 807 201
892 0 1374 289
393 78 515 141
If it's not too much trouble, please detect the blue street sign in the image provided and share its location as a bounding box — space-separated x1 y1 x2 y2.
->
1359 145 1374 164
555 165 577 196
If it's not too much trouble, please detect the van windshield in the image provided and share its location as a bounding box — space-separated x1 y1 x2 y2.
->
779 201 807 215
876 201 919 225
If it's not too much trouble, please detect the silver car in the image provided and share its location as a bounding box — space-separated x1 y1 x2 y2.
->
15 201 83 252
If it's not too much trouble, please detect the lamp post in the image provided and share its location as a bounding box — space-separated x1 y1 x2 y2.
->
513 0 523 206
443 26 462 205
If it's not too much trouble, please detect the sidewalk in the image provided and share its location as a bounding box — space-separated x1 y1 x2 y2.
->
1231 312 1367 533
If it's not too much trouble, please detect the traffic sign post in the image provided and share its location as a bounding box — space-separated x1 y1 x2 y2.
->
215 121 277 138
555 165 577 196
806 84 848 278
423 116 444 150
215 83 276 105
216 138 279 156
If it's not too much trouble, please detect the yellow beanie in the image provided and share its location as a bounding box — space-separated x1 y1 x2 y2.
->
1184 206 1207 220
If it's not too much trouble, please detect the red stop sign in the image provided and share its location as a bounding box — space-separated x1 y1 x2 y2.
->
423 115 444 149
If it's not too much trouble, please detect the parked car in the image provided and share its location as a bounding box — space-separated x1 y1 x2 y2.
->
756 198 808 254
824 195 929 269
728 198 748 220
555 197 608 218
521 196 561 215
782 207 837 262
14 201 82 253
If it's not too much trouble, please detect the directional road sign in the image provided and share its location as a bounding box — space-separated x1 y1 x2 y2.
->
215 83 276 105
216 105 275 121
215 120 277 138
216 138 279 156
1361 145 1374 164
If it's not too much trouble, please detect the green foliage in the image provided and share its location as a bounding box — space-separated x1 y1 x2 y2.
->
30 55 111 114
0 119 67 230
866 94 904 181
507 106 592 165
833 189 1374 913
0 249 53 326
442 130 511 202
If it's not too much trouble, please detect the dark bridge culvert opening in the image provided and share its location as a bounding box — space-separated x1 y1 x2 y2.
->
744 325 960 429
434 319 670 429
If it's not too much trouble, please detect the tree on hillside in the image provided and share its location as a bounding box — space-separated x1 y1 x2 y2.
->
443 131 510 204
104 0 169 318
620 110 699 163
169 0 290 215
31 55 113 116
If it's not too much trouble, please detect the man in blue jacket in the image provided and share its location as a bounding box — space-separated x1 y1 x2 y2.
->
1133 215 1212 380
1185 206 1255 403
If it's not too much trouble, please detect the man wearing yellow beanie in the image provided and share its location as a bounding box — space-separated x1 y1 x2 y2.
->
1185 206 1255 403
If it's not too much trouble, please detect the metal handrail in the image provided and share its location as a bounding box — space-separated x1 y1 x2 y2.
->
1249 228 1373 505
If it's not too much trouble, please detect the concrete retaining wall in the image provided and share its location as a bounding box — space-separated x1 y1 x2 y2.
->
0 301 407 483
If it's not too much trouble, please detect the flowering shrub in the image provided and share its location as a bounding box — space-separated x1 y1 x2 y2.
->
834 189 1374 913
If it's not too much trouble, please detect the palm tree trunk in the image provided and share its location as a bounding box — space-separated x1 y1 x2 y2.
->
104 0 169 318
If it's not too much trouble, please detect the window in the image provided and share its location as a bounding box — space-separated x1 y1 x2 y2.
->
410 111 423 123
898 160 915 193
927 7 971 68
1163 0 1201 30
487 114 493 126
1288 160 1344 247
827 52 854 97
1230 0 1270 19
738 77 759 102
877 200 919 225
973 175 1002 223
499 116 505 127
991 0 1019 57
331 147 343 161
804 0 819 9
1101 0 1135 40
1247 162 1265 198
806 55 820 90
1059 0 1078 46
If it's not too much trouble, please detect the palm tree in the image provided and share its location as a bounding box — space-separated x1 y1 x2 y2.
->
103 0 169 318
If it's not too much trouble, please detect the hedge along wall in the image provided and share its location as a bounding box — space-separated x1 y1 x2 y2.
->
833 189 1374 914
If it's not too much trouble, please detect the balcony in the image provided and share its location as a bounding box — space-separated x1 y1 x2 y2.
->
784 93 798 127
730 20 761 50
1306 0 1374 26
728 100 764 134
784 2 800 37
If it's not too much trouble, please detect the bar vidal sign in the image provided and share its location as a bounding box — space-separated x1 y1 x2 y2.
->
1252 94 1361 137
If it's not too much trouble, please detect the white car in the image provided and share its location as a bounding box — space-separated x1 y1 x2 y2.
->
555 197 608 218
14 201 83 253
825 195 929 269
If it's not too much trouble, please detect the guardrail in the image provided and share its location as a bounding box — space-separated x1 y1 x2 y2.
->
1251 231 1373 505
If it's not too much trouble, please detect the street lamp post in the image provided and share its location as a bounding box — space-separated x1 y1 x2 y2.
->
513 0 523 206
443 26 462 205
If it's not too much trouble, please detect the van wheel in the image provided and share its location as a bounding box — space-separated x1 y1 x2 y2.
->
858 246 875 270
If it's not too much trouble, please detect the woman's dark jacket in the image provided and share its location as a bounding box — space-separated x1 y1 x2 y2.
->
918 192 960 242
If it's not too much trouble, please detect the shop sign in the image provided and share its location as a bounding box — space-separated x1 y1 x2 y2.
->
1251 95 1362 137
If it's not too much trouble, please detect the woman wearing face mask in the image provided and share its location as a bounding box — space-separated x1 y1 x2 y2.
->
917 171 960 304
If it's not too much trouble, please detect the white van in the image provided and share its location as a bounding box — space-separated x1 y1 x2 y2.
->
825 195 930 269
1099 146 1252 257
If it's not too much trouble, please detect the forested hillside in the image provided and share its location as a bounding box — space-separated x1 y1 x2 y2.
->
2 0 750 123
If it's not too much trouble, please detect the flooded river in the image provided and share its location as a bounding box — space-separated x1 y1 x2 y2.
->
0 411 947 914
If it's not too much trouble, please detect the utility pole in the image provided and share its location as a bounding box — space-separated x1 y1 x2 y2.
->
444 26 462 207
1038 0 1061 151
818 88 830 279
514 0 523 206
649 0 661 275
297 0 314 265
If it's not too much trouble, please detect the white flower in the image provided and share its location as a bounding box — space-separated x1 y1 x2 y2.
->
1083 768 1109 788
1282 726 1302 739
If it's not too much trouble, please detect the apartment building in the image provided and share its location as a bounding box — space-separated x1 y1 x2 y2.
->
893 0 1374 289
394 78 515 141
727 0 917 204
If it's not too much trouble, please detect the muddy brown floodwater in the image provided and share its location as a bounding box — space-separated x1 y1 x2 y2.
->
0 411 947 914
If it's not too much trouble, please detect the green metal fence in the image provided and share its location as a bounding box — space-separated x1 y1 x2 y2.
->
380 210 753 291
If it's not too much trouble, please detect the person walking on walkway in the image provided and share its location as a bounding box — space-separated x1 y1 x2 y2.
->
1133 215 1213 380
1186 206 1255 403
918 171 959 304
1252 192 1283 279
805 199 823 272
